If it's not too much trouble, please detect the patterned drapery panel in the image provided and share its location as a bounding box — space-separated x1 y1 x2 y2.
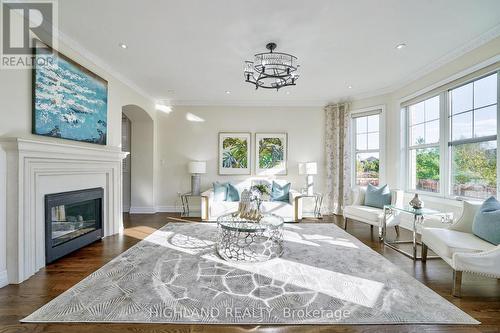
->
324 103 351 215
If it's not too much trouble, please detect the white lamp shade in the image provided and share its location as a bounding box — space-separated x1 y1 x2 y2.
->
298 162 317 175
188 161 206 174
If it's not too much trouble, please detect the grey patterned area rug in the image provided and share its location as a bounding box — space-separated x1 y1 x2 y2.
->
23 223 478 325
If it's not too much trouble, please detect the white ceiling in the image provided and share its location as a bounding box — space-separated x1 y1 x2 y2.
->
58 0 500 106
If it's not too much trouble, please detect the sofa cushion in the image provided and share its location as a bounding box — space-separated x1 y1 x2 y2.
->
213 182 228 201
422 227 495 259
211 201 239 217
271 181 291 202
344 204 384 224
472 196 500 245
364 184 391 209
226 183 240 202
261 201 293 220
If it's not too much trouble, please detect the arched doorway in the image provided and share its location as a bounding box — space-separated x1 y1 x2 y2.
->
121 114 131 212
122 105 155 213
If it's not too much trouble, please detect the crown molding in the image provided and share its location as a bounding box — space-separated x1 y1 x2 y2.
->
349 24 500 102
57 22 499 108
56 30 155 103
170 99 326 107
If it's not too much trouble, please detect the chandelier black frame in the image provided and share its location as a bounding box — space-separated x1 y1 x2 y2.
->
244 42 300 90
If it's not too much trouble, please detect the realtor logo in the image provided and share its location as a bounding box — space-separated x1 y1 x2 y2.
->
1 0 57 69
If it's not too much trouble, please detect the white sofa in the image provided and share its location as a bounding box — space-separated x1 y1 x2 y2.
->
201 179 303 222
343 187 404 237
421 201 500 297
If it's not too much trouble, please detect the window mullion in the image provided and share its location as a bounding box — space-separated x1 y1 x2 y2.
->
441 91 449 197
408 143 439 150
497 69 500 199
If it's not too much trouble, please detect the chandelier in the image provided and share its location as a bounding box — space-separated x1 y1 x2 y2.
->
244 42 299 90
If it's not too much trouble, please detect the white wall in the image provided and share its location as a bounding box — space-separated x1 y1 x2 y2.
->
0 38 156 286
351 36 500 216
156 106 325 211
122 105 156 212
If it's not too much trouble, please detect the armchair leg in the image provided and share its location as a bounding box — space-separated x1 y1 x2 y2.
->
370 225 374 233
344 217 348 230
421 243 428 262
395 225 400 237
452 270 462 297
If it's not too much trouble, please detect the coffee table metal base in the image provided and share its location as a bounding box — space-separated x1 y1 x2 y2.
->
217 225 283 262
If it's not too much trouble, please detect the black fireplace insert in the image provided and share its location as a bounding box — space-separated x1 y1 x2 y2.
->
45 187 103 263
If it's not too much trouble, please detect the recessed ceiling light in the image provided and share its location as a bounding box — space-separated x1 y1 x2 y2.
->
348 85 353 89
395 43 407 50
286 91 290 95
225 91 231 94
118 43 127 49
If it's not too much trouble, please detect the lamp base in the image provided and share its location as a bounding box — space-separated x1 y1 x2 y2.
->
306 175 314 196
191 174 201 196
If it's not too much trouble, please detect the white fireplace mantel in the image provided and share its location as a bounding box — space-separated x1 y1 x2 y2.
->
0 138 128 285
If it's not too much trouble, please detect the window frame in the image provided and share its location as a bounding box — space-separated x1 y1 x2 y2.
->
351 105 385 188
403 70 499 200
406 94 443 194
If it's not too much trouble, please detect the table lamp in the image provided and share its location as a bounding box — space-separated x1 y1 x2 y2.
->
299 162 317 195
188 161 206 195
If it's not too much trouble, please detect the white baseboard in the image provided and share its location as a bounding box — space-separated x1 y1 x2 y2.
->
123 205 130 213
0 269 8 288
127 206 183 214
128 206 156 214
156 206 182 213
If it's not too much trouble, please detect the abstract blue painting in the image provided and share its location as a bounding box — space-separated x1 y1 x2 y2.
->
33 41 108 145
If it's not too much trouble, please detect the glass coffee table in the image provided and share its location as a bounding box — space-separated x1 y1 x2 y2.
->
382 204 452 260
216 213 284 262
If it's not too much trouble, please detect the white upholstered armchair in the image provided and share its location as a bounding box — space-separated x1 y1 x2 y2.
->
343 187 404 237
421 201 500 297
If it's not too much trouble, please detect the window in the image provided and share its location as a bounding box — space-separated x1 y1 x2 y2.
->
353 113 380 186
449 73 497 199
404 71 498 199
407 96 440 193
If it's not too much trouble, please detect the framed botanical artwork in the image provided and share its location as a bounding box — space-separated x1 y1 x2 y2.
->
218 132 251 175
32 39 108 145
255 133 288 175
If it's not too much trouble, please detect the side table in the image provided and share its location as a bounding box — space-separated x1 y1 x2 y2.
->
295 193 323 219
382 204 452 260
180 193 205 218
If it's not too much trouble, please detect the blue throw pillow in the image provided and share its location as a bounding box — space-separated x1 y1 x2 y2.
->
271 181 291 203
364 184 391 209
213 182 228 202
226 183 240 202
472 196 500 245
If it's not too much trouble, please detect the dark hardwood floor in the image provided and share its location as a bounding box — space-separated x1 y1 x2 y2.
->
0 213 499 333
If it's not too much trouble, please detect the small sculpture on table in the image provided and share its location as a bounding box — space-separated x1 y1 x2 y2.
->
235 188 263 221
409 193 423 209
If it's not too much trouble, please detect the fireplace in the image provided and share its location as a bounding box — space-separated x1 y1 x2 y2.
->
45 188 104 263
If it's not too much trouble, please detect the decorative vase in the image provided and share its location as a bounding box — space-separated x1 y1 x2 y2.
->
255 197 263 212
409 193 423 209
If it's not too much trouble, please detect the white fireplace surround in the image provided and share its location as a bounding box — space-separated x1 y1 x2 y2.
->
0 138 128 285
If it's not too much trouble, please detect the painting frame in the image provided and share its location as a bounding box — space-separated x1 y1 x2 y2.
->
218 132 251 175
32 39 109 145
255 132 288 176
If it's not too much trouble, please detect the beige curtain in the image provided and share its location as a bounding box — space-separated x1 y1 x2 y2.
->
324 103 351 215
